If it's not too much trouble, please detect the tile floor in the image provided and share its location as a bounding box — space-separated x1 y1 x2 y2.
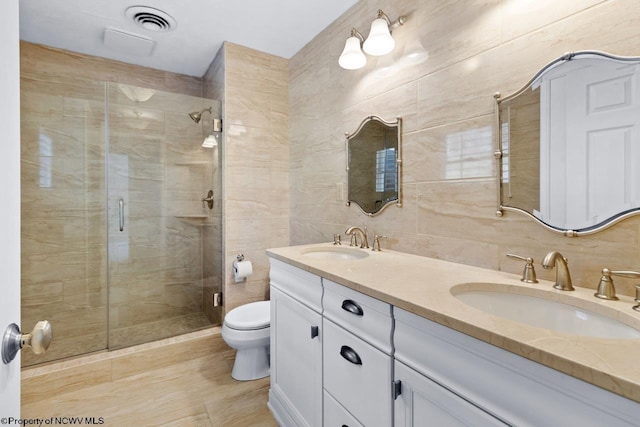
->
21 328 277 426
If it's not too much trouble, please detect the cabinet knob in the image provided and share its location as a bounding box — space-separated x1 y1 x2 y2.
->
341 299 364 316
310 325 319 339
339 345 362 365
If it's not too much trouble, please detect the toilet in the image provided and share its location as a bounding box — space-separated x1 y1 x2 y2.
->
221 300 271 381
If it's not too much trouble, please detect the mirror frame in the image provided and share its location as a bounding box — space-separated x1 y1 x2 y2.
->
345 115 403 217
494 50 640 237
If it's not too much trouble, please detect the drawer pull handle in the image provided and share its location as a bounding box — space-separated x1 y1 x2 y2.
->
310 325 319 339
341 299 364 316
340 345 362 365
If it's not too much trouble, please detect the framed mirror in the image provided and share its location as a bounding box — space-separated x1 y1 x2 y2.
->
346 116 402 216
495 51 640 236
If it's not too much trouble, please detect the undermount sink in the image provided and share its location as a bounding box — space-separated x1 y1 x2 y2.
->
300 246 369 260
452 283 640 339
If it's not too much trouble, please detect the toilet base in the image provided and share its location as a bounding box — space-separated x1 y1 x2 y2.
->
231 346 270 381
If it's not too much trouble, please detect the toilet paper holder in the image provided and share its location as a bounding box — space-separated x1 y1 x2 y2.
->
233 254 253 283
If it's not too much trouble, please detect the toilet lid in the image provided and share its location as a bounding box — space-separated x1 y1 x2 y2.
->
224 301 270 330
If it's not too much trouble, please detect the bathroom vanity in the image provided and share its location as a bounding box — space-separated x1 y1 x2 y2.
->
267 243 640 427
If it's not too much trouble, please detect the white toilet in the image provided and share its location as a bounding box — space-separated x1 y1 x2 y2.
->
221 300 271 381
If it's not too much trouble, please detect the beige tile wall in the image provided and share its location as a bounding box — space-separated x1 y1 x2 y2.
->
208 42 290 313
289 0 640 297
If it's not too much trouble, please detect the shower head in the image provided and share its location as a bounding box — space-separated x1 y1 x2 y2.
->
188 107 212 123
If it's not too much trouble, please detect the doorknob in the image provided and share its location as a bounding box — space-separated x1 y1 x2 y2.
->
2 320 52 364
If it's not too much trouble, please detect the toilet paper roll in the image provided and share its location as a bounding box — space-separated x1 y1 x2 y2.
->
233 260 253 282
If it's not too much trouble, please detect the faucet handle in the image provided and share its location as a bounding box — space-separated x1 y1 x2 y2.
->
506 253 538 283
596 269 640 301
372 235 387 252
333 234 342 246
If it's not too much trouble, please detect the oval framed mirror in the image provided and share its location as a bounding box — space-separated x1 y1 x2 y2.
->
495 51 640 236
346 115 402 216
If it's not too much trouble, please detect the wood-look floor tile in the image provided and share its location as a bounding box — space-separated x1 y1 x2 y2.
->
22 339 275 427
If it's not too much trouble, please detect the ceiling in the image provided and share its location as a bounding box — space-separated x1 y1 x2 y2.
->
19 0 358 77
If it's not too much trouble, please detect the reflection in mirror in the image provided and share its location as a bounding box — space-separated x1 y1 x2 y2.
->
496 51 640 236
346 116 402 216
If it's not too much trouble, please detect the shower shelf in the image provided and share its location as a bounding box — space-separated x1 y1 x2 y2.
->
174 161 211 166
174 214 209 225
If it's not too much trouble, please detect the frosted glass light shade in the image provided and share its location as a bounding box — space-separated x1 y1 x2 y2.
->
363 18 395 56
339 36 367 70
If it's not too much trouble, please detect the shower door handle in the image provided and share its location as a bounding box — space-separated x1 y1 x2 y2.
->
119 199 125 232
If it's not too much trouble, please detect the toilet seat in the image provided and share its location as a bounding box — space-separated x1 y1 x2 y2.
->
224 301 270 330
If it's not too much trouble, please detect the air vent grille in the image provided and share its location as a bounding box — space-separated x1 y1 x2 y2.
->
125 6 176 32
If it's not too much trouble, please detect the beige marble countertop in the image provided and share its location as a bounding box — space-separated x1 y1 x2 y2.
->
267 243 640 404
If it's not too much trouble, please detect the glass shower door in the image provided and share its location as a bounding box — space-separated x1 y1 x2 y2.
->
107 83 218 349
20 75 108 366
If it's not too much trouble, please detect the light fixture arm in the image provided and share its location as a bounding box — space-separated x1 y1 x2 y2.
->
377 10 391 25
377 9 407 32
350 28 365 43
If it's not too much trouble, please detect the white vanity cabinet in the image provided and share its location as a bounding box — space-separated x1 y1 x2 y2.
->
322 279 394 427
269 259 323 427
394 307 640 427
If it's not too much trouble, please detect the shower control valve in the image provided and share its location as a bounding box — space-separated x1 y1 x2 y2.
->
201 190 214 210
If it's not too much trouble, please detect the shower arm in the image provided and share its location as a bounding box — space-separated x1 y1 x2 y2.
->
188 107 212 124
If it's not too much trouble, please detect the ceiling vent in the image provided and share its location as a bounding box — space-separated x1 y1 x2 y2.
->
125 6 176 32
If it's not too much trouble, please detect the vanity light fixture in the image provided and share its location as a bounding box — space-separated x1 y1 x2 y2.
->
339 9 407 70
339 28 367 70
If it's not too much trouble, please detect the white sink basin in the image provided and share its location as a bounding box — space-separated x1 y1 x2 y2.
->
452 284 640 339
300 246 369 260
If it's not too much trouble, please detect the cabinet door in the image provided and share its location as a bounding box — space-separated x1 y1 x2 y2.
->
270 286 323 427
394 361 506 427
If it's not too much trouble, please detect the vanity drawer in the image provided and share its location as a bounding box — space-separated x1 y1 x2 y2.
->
323 318 392 427
322 279 393 354
269 258 322 313
323 390 364 427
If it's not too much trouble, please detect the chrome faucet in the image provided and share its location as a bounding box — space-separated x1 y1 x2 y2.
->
541 251 574 291
345 227 369 249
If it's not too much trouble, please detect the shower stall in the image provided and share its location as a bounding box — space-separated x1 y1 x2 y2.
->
20 72 222 366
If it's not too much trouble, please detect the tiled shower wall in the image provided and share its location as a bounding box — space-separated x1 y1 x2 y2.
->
20 42 216 365
289 0 640 296
203 47 225 324
203 42 290 313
